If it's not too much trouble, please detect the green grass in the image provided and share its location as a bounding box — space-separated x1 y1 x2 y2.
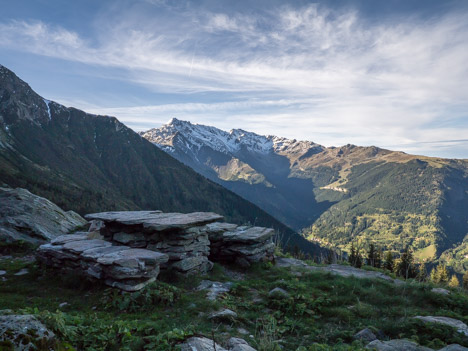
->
1 258 468 350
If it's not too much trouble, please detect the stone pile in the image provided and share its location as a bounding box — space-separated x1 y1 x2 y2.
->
204 223 275 267
85 211 224 275
36 233 168 291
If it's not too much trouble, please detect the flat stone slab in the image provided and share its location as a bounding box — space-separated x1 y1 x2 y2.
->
414 316 468 336
222 226 275 243
275 257 404 285
63 239 111 254
51 233 90 245
97 248 169 266
85 211 224 232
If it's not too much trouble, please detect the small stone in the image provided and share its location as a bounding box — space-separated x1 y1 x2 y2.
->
196 280 233 300
237 327 249 335
0 270 6 276
59 302 68 308
269 287 290 298
14 268 29 276
227 337 257 351
354 328 377 343
431 288 450 296
209 308 237 322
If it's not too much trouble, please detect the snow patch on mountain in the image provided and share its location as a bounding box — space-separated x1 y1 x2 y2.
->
43 99 51 120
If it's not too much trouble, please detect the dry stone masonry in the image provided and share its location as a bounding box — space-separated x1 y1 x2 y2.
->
36 233 168 291
204 222 275 267
85 211 275 273
37 211 275 290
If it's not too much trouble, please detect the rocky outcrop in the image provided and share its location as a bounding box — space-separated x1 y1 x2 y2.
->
85 211 275 274
0 314 55 351
205 223 275 267
85 211 223 275
36 233 168 291
0 187 86 246
414 316 468 336
275 257 404 285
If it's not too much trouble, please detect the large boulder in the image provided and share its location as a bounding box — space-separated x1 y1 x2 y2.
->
414 316 468 336
179 337 227 351
0 314 55 351
0 187 86 246
366 339 433 350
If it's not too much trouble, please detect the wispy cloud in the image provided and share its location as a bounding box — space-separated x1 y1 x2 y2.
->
1 3 468 158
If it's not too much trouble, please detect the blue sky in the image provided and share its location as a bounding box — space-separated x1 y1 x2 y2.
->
1 0 468 158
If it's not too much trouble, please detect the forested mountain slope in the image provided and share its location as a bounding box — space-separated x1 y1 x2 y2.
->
0 65 323 255
143 119 468 272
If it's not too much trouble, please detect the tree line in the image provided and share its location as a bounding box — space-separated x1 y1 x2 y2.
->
348 243 468 289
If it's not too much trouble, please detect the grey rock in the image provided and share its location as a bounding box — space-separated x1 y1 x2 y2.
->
171 255 207 272
209 308 237 321
85 211 223 232
14 268 29 276
113 232 146 247
269 287 290 298
0 187 87 246
88 220 104 233
37 235 168 291
431 288 450 296
196 280 234 300
275 257 404 285
354 328 377 343
439 345 468 351
0 270 6 276
63 239 111 254
179 336 227 351
0 314 55 351
227 337 257 351
366 339 433 351
223 226 275 243
414 316 468 336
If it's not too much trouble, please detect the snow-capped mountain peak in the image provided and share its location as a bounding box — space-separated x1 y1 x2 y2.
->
141 119 323 157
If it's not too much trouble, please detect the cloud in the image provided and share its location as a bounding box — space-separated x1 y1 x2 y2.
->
1 3 468 158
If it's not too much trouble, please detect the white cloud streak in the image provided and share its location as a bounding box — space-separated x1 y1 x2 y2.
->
1 3 468 158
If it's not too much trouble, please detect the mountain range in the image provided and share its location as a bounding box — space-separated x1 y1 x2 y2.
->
142 119 468 273
0 64 325 256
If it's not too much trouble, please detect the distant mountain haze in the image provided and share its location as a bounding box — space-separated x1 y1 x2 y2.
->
142 119 468 274
0 64 326 256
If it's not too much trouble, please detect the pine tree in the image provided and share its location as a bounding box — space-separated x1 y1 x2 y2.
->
416 263 427 282
463 271 468 290
437 265 449 284
348 243 357 266
384 251 394 271
431 267 439 283
367 244 377 267
448 275 460 288
355 250 363 268
395 247 416 279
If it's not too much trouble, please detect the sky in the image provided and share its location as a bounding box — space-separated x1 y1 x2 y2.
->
1 0 468 158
